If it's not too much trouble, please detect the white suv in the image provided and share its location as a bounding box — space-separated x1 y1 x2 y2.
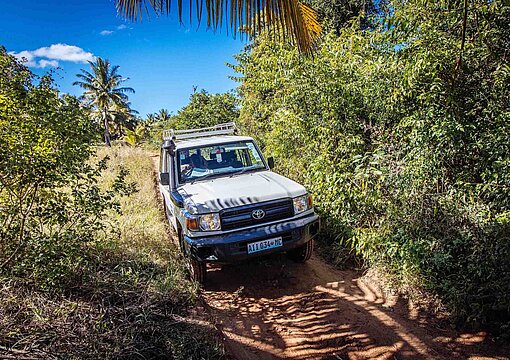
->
158 123 320 283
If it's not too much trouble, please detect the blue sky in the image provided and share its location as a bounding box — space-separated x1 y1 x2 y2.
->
1 0 246 116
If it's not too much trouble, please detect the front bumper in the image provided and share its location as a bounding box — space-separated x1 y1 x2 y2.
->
184 213 320 263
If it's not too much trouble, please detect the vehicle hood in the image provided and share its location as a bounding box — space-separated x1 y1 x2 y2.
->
178 171 306 214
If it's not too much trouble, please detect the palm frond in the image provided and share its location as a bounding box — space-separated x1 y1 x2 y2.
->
77 69 96 81
113 86 136 94
115 0 321 53
72 81 98 92
110 63 121 72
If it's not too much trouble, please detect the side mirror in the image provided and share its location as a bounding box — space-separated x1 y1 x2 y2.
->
160 172 170 185
267 156 275 170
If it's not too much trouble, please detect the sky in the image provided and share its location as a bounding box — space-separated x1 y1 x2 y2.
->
0 0 247 116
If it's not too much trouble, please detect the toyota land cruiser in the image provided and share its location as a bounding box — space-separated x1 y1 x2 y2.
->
158 123 320 283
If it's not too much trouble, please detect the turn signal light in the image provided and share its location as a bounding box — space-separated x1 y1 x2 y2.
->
186 217 199 231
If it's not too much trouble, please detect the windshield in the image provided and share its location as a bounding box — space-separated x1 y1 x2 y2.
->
177 141 266 183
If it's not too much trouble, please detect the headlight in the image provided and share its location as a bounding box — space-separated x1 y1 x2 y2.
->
198 213 221 231
293 194 312 214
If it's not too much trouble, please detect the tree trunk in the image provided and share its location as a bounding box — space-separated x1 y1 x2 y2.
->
103 107 111 147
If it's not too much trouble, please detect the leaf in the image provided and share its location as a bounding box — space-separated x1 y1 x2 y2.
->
114 0 322 53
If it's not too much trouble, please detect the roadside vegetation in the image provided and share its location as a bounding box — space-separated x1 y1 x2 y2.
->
231 0 510 340
0 49 222 358
145 90 240 148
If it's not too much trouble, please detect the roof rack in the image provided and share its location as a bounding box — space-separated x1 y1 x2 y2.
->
163 122 237 141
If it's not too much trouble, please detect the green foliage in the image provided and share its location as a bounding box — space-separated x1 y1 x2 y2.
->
1 147 223 358
310 0 375 33
146 90 240 146
0 48 133 289
124 123 150 146
170 90 240 130
233 0 510 337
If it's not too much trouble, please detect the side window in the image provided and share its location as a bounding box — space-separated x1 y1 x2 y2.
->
246 143 262 166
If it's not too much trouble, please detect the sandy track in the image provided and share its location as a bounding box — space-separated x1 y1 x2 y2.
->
151 154 508 360
202 255 508 360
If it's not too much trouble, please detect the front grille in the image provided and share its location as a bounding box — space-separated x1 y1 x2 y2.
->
220 199 294 231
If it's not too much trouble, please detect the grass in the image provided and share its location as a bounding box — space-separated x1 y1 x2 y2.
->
96 146 196 298
0 146 223 359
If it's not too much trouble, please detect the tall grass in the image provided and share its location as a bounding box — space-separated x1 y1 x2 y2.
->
96 146 196 297
0 146 223 359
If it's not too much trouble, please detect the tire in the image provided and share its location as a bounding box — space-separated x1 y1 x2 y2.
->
188 257 207 284
179 228 206 284
288 239 314 263
177 228 186 255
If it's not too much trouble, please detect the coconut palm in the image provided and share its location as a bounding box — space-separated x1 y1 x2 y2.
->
146 113 156 123
156 108 171 123
73 58 135 146
115 0 322 53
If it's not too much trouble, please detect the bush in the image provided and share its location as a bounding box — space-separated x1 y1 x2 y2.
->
232 0 510 338
0 47 132 289
0 106 223 357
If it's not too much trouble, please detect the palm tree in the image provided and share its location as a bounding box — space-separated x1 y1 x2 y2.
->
73 58 135 146
115 0 322 53
145 113 157 125
156 108 171 123
110 100 140 136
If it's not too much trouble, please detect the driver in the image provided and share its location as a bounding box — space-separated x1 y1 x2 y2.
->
182 153 208 178
190 153 207 168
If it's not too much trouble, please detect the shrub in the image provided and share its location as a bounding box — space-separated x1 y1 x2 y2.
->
0 47 132 289
233 0 510 338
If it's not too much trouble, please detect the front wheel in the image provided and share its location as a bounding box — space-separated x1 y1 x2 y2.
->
179 229 206 284
188 258 206 284
288 239 314 263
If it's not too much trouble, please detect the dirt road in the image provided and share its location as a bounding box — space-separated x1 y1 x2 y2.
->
202 254 508 360
151 155 508 360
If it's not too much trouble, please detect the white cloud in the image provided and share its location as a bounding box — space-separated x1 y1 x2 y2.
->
9 50 37 66
12 50 35 62
9 44 95 69
100 24 129 36
32 44 95 63
37 59 59 68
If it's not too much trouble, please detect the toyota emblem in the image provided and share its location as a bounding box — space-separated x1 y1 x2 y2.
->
251 209 266 220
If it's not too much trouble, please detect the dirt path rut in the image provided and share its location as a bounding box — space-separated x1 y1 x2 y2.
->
202 255 507 360
151 154 508 360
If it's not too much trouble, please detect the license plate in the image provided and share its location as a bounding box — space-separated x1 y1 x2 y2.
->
247 237 283 254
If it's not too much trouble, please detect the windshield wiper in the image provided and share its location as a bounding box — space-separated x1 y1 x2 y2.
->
190 172 216 184
229 167 263 178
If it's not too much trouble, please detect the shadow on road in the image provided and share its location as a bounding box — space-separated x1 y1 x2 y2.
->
203 254 509 360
